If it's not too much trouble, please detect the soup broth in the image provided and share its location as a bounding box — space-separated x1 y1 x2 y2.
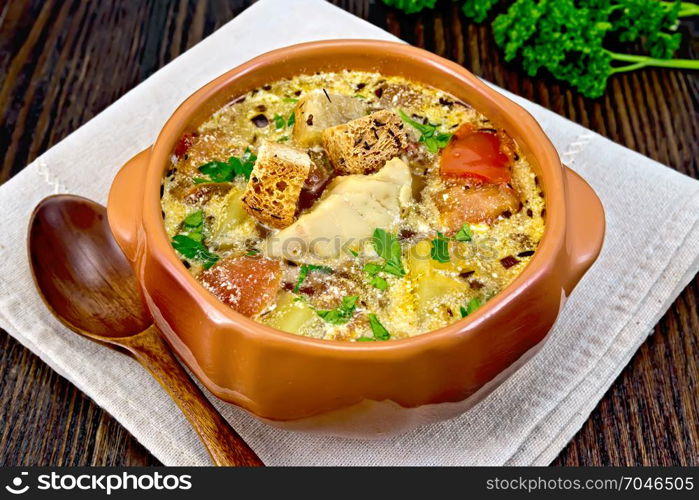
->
161 71 545 341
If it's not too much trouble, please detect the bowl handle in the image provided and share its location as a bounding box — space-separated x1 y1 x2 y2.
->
107 148 150 263
562 166 605 296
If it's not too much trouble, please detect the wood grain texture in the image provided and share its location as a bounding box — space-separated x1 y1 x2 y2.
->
0 0 697 466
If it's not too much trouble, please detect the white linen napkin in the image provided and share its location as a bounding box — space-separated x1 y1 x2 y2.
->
1 0 697 466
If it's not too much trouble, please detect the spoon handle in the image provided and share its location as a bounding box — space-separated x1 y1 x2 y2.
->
122 325 264 466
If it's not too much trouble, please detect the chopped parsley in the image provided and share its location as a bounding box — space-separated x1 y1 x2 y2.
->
316 295 358 325
431 231 450 263
357 314 391 341
274 112 295 130
372 228 405 277
282 97 299 103
194 148 256 183
368 314 391 340
273 114 286 130
363 229 406 289
460 297 483 318
455 223 473 242
172 210 218 269
293 264 332 293
369 275 388 291
277 136 289 143
398 109 452 153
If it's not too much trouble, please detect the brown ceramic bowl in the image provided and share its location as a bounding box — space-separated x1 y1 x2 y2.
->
107 40 604 436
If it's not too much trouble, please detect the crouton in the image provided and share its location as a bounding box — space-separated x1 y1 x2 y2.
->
292 89 368 147
321 110 409 175
241 141 311 229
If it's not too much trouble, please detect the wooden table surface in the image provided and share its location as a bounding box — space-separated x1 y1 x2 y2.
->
1 0 697 466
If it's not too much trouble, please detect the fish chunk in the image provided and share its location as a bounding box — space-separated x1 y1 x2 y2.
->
265 158 412 263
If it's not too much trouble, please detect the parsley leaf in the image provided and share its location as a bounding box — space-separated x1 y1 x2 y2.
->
277 136 289 143
293 264 332 293
369 275 388 290
196 148 256 183
287 111 295 127
273 114 286 130
368 313 391 340
282 97 299 103
172 235 219 269
398 109 452 153
460 297 483 318
455 223 473 242
316 295 358 325
372 228 405 277
172 210 218 268
431 231 450 263
363 229 406 289
183 210 203 232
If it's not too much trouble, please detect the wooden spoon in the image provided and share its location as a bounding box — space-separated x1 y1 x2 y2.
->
27 194 263 466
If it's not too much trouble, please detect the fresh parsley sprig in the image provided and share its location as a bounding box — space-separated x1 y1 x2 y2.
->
363 228 406 290
357 313 391 341
171 210 219 269
316 295 358 324
429 223 473 263
398 110 452 153
193 148 256 184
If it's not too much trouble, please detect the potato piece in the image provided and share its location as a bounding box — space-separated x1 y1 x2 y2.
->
209 186 255 243
262 292 317 334
322 110 409 175
241 140 311 229
407 240 467 315
292 89 368 147
199 256 281 317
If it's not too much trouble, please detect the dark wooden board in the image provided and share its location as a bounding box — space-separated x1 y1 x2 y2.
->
0 0 696 466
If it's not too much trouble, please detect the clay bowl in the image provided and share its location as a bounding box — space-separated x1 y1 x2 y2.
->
107 40 605 437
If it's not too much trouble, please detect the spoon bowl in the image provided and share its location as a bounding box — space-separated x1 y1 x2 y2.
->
29 195 150 338
28 194 263 466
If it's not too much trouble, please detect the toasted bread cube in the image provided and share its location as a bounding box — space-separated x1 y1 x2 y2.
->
321 110 409 175
242 141 311 229
292 89 368 147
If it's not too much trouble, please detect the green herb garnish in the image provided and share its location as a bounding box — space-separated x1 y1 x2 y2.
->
398 110 452 153
372 228 405 277
431 231 450 263
460 297 483 318
368 313 391 340
282 97 299 103
172 235 219 269
316 295 358 324
196 148 256 183
455 223 473 242
273 114 286 130
172 210 218 268
293 264 333 293
363 229 406 289
277 136 289 143
369 275 388 291
287 111 295 127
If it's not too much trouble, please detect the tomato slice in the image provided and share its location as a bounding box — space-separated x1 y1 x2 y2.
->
440 124 512 184
199 256 281 317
